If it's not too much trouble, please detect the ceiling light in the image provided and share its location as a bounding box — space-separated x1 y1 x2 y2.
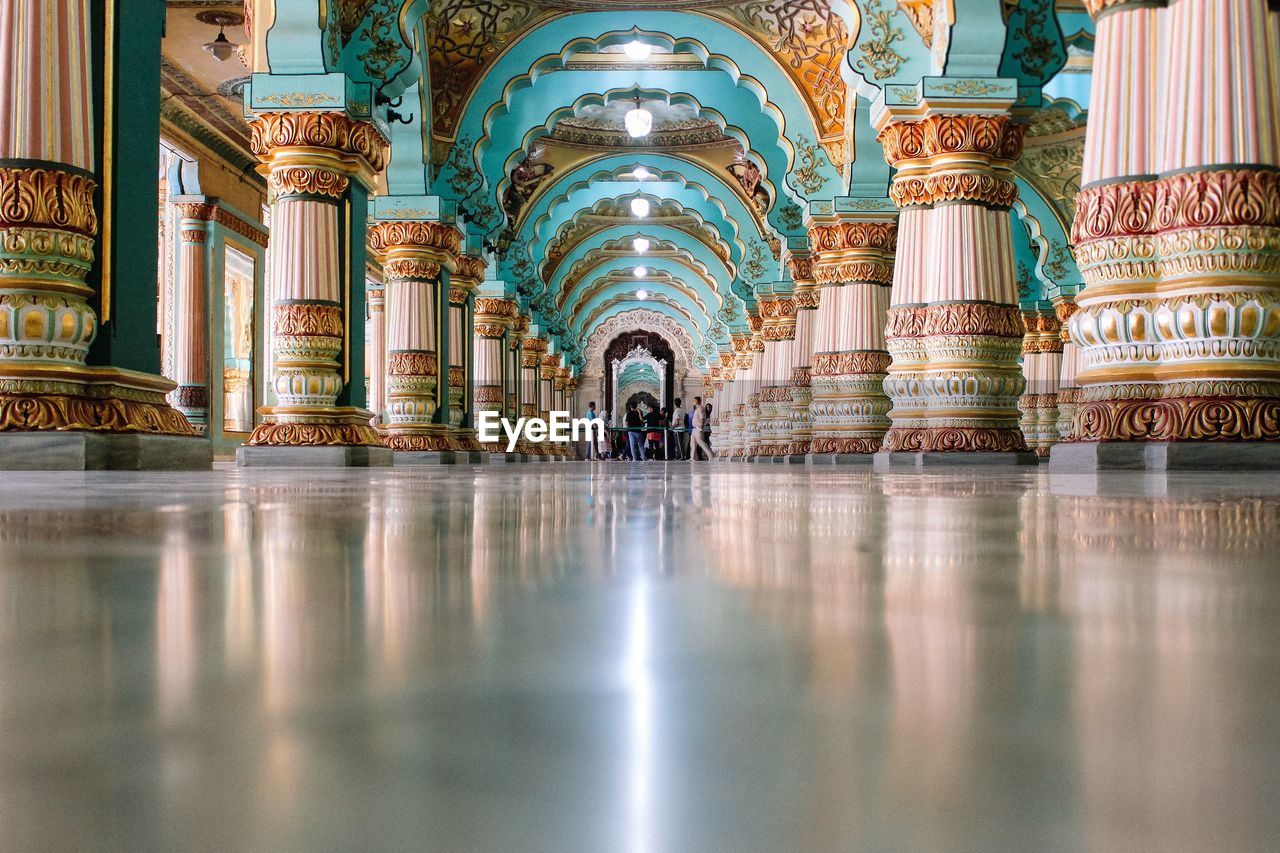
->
630 197 651 217
633 266 648 278
633 237 651 253
631 166 651 181
624 41 653 61
624 102 653 139
202 19 238 62
636 289 651 300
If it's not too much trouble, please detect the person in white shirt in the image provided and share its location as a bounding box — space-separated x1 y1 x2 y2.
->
583 402 600 460
689 396 713 460
671 398 688 460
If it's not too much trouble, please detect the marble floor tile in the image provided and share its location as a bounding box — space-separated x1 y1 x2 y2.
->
0 464 1278 852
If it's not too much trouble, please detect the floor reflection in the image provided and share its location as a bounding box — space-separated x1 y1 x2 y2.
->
0 466 1278 850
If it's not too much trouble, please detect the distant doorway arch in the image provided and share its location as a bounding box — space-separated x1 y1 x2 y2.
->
603 330 676 417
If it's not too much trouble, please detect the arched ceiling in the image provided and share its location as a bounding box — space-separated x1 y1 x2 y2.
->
261 1 1086 368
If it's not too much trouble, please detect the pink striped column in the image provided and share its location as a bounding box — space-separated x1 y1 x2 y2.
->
756 293 797 457
808 216 897 455
366 284 386 424
473 295 517 449
788 256 819 456
246 112 387 449
1019 312 1063 456
367 221 462 453
171 203 212 434
877 111 1029 454
448 255 485 452
1066 0 1280 452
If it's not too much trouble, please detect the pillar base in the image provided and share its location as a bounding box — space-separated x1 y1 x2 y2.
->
384 424 452 452
236 445 393 467
0 432 212 471
247 407 383 448
1050 441 1280 471
874 451 1039 468
806 453 875 465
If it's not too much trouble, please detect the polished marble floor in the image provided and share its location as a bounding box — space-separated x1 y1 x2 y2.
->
1 463 1279 852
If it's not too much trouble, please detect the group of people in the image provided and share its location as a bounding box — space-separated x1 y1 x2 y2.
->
582 397 715 461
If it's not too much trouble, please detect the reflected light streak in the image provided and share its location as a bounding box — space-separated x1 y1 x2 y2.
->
625 573 653 853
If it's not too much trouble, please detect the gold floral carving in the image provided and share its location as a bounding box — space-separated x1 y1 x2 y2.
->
0 392 198 436
886 306 926 338
387 350 438 376
1075 397 1280 442
273 302 343 337
811 221 898 253
246 421 384 447
816 260 895 286
883 426 1029 452
383 259 441 282
896 0 935 46
474 297 517 317
250 111 389 172
449 366 466 388
921 303 1025 338
0 166 98 237
453 254 487 287
795 287 822 310
880 115 1026 208
1073 168 1280 244
812 351 893 376
788 254 816 283
268 165 349 199
812 437 884 454
474 323 507 338
367 220 463 260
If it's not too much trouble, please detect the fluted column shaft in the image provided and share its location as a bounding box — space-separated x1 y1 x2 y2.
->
448 256 485 451
757 294 797 456
246 111 388 448
367 285 386 424
171 203 211 434
788 258 819 455
1054 297 1079 440
1069 0 1280 443
367 220 462 452
1020 312 1064 457
473 295 517 447
809 217 897 454
0 0 195 437
877 111 1029 453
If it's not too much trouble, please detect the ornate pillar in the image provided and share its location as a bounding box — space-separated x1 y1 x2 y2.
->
473 294 517 451
366 220 461 454
757 291 797 458
788 256 819 458
240 112 388 457
876 102 1031 458
0 0 203 468
171 202 212 434
1061 0 1280 467
808 215 896 458
743 319 765 458
448 255 485 452
1054 297 1079 441
366 282 386 425
509 314 528 421
521 335 547 456
1020 311 1063 457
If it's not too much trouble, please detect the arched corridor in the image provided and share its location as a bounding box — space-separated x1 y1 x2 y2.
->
2 2 1280 848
